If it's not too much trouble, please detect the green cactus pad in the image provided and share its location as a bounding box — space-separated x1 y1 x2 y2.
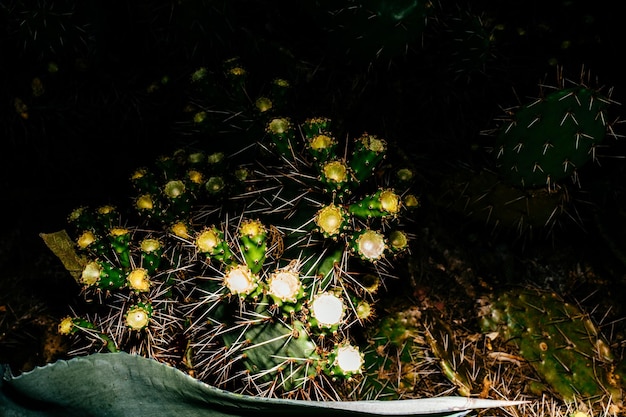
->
349 134 387 184
349 189 401 219
267 117 298 158
221 320 319 392
479 286 623 405
238 219 268 274
496 86 611 189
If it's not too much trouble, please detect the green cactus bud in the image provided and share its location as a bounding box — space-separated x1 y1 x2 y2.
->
130 167 159 194
255 96 273 114
266 117 297 157
319 159 351 194
205 176 226 195
395 167 415 182
58 317 118 353
68 206 96 231
80 260 125 290
349 133 387 183
239 219 267 274
354 299 374 321
325 342 364 379
80 260 103 287
222 264 260 298
267 268 304 305
207 152 226 170
195 227 233 265
195 227 222 254
387 230 410 254
185 169 205 192
58 316 94 336
95 205 119 229
155 155 180 180
359 273 381 294
134 194 159 217
223 58 247 97
187 151 206 166
309 291 346 333
108 227 132 269
301 117 332 139
126 268 151 293
190 66 209 84
139 238 163 273
76 230 107 257
169 221 193 240
349 188 401 219
403 194 420 210
270 78 291 108
163 179 192 216
306 133 337 161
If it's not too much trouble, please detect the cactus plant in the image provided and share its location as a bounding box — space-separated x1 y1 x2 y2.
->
478 286 624 413
440 69 620 240
42 64 425 399
493 72 617 190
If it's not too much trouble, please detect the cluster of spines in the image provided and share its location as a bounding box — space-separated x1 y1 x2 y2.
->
357 302 490 401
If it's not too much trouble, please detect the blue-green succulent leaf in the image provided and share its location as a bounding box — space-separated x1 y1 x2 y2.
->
1 353 527 417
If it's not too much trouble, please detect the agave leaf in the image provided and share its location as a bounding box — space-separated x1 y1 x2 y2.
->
1 353 527 417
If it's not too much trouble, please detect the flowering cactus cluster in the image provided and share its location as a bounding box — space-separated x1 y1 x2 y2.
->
51 67 420 399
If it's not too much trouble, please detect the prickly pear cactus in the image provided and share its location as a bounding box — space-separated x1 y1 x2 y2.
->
44 59 424 400
494 77 616 190
478 286 624 412
440 70 619 239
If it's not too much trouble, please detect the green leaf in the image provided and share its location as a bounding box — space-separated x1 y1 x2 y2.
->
1 353 527 417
